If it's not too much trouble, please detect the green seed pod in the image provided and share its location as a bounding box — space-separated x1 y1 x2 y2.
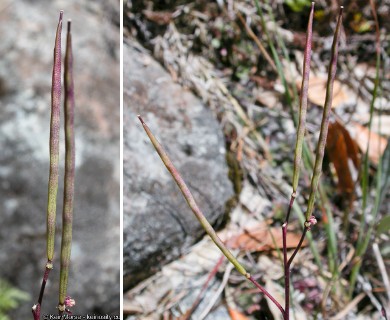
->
305 7 343 220
47 9 63 264
138 116 248 277
59 20 75 307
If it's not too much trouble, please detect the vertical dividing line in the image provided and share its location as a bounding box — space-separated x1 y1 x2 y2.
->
58 20 75 315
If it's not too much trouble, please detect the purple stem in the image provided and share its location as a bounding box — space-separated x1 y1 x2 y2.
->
282 224 289 319
248 275 285 316
32 261 53 320
287 228 308 267
284 193 296 225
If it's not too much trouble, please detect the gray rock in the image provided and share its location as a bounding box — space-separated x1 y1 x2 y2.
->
0 0 119 317
123 41 234 290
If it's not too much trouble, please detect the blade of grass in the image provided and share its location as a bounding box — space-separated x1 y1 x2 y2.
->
58 20 75 316
236 10 277 72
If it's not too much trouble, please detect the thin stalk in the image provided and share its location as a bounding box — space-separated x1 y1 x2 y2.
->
32 11 63 320
138 115 284 316
236 11 277 72
58 20 75 316
282 224 289 318
287 228 308 267
248 276 285 315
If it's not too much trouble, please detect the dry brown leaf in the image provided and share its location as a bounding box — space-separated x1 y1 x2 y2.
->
297 76 349 108
143 10 173 25
326 121 360 194
352 122 388 165
228 308 250 320
227 222 307 252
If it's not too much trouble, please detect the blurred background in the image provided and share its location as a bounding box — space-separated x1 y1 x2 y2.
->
0 0 120 318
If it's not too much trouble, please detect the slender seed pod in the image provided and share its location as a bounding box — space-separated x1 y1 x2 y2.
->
138 116 287 314
47 10 63 262
59 20 75 311
305 7 343 220
292 2 314 193
138 116 248 277
33 12 64 320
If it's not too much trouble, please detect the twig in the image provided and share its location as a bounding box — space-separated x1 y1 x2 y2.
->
329 292 366 320
198 263 234 320
236 10 277 71
180 255 224 320
358 275 386 316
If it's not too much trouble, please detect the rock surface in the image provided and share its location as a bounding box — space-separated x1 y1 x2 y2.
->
123 40 234 290
0 0 119 317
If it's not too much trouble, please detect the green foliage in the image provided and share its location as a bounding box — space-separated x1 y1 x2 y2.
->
285 0 311 13
0 279 29 319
